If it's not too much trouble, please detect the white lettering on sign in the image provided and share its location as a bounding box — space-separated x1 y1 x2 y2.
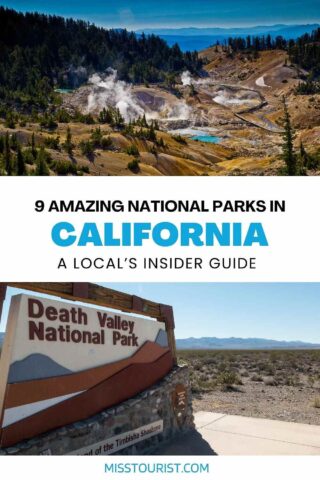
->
68 420 164 455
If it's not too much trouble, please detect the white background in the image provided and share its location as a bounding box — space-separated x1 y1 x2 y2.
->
0 176 319 281
0 456 319 479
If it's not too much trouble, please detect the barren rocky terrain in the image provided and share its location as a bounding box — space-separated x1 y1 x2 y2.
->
178 349 320 425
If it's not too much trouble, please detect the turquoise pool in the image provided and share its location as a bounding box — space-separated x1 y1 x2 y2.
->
190 135 221 143
55 88 74 94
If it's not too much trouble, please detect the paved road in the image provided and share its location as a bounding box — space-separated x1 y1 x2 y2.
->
155 412 320 455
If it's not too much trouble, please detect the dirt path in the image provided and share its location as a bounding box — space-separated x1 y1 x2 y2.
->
198 81 282 133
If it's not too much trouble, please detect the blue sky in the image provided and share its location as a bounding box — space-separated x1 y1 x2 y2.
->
2 1 319 28
1 284 319 343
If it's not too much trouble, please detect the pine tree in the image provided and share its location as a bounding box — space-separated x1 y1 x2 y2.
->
141 114 148 128
31 132 37 160
35 147 49 175
112 108 124 129
98 108 113 124
281 97 297 176
4 132 13 175
63 127 74 154
300 142 307 167
16 146 26 175
5 111 16 129
148 124 157 142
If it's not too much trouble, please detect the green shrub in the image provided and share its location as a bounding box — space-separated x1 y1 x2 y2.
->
251 374 263 382
79 140 94 158
172 134 187 145
79 165 90 173
40 113 58 130
44 135 60 150
55 160 77 175
314 397 320 408
4 111 16 129
101 136 112 150
217 370 241 389
90 127 103 147
126 144 139 156
127 158 140 173
55 108 71 123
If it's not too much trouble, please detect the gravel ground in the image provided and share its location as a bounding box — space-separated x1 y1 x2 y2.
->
193 380 320 425
178 350 320 426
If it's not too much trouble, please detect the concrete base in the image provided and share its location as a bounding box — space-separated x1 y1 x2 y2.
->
155 412 320 455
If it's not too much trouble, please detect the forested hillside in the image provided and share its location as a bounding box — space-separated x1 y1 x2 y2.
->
225 28 320 76
0 7 202 111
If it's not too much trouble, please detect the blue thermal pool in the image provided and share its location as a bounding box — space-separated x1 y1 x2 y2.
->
55 88 74 94
190 135 221 143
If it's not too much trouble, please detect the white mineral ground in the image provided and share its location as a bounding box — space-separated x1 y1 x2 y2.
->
255 75 271 88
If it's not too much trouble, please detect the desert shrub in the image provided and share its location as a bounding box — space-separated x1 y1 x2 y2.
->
258 362 276 376
284 375 300 387
251 374 263 382
264 377 278 386
307 376 315 387
217 370 241 389
313 397 320 408
192 379 216 394
217 362 229 372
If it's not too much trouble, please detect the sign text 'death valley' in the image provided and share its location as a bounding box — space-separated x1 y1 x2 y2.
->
28 298 139 346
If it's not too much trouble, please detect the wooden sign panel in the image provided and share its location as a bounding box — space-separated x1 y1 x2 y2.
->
0 294 173 448
172 384 188 424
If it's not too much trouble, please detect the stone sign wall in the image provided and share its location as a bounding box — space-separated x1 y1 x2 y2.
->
0 366 194 456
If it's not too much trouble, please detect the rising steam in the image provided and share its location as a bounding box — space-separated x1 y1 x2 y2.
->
86 69 192 123
181 71 193 86
87 69 145 122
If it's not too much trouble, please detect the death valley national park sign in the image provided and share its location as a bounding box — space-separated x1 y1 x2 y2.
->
0 294 173 447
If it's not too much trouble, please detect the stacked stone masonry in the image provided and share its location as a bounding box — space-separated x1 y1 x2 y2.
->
0 365 194 455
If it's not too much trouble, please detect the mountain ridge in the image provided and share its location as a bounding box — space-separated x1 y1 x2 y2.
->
136 24 320 51
177 336 320 350
137 24 320 36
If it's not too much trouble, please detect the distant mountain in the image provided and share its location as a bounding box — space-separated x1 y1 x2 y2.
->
176 337 320 350
0 332 4 346
8 353 72 382
137 24 320 51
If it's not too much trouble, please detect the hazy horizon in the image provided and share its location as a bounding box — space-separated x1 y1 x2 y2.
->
1 1 319 30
